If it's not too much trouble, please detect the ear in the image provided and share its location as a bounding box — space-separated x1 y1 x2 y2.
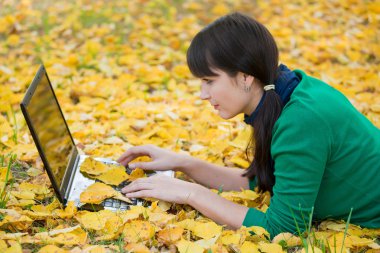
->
238 72 255 87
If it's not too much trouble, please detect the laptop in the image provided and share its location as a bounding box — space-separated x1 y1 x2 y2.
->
20 65 174 210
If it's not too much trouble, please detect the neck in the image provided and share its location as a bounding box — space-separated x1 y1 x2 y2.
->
244 88 264 115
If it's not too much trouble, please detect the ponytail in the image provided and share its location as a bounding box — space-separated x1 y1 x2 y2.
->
243 90 283 194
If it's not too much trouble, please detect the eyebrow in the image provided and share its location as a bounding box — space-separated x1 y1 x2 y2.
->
201 75 219 80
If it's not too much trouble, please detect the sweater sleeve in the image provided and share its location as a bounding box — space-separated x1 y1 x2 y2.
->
243 104 332 238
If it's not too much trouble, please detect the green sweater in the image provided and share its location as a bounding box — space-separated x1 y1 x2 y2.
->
243 70 380 237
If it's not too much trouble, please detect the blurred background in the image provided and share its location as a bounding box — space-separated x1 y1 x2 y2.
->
1 0 379 165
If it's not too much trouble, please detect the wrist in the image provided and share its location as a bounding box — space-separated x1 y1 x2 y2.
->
185 183 204 206
174 154 195 173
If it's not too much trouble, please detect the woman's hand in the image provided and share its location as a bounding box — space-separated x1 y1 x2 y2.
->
121 175 199 205
122 174 249 230
117 144 187 171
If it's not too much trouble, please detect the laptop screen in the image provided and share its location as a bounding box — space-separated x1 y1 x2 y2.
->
25 70 74 188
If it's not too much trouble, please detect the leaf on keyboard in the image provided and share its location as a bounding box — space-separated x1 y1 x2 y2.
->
80 157 130 186
80 157 109 176
96 166 130 186
80 182 117 204
129 168 146 181
113 192 132 204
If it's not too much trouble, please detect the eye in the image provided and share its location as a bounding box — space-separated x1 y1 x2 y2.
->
202 78 213 85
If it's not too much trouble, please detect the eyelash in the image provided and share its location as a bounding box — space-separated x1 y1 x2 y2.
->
203 79 213 85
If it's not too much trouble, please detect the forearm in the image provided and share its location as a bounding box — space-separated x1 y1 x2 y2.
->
176 155 250 191
187 184 249 229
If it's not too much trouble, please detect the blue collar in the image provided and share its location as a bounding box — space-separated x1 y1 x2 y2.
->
244 64 300 126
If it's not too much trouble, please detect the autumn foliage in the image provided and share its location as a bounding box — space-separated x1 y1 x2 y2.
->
1 0 380 252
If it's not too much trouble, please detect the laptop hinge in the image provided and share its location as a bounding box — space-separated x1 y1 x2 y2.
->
61 150 81 203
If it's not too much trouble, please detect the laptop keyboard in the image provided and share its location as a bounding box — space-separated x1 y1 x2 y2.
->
102 180 139 210
99 161 139 210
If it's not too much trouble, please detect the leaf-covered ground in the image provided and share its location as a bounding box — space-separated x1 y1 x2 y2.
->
1 0 380 252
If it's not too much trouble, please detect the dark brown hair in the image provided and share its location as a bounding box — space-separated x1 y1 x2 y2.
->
186 12 283 194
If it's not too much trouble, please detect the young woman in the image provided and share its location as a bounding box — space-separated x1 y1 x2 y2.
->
118 12 380 237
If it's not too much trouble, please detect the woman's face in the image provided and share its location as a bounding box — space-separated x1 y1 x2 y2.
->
199 69 263 119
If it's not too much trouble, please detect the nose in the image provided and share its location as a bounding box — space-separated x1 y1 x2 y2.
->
200 84 210 100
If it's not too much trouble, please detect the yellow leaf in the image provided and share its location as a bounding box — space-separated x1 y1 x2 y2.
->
96 166 130 186
298 244 323 253
327 232 353 249
32 226 87 246
129 168 146 181
319 220 347 231
246 226 270 239
192 221 222 240
176 238 204 253
4 242 22 253
240 241 259 253
95 215 124 241
32 198 61 213
80 157 109 176
22 210 51 220
81 245 109 253
175 219 196 231
118 206 145 223
258 242 284 253
349 235 374 247
123 220 155 243
240 190 260 201
172 65 191 79
0 209 33 232
211 3 229 16
228 126 251 149
51 227 87 246
228 156 249 168
0 232 27 241
272 232 302 247
7 198 35 208
38 245 69 253
6 34 20 46
76 210 115 230
0 240 7 251
0 167 12 181
221 231 241 246
124 243 150 253
195 236 220 249
157 200 172 212
18 182 50 195
10 191 35 200
113 191 133 204
79 182 117 204
370 104 380 113
53 201 77 219
157 226 184 245
147 211 176 226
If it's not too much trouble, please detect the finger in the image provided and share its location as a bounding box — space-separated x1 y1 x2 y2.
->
128 161 157 170
121 179 153 194
117 145 153 164
118 154 140 166
124 190 155 199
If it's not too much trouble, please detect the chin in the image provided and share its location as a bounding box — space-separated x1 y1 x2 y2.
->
218 111 237 120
